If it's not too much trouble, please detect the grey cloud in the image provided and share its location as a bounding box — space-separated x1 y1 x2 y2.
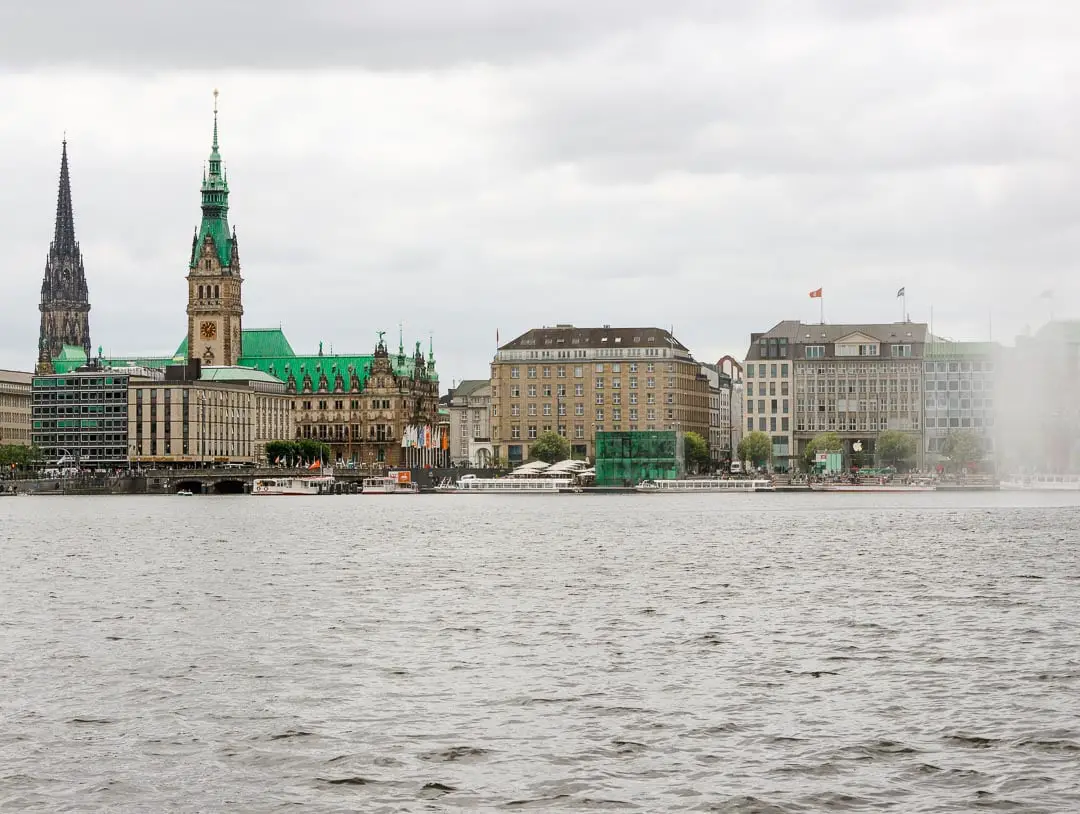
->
0 0 740 70
2 1 1078 379
0 0 991 72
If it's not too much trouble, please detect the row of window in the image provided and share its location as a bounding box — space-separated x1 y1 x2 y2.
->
796 363 922 375
795 416 921 432
926 417 994 428
508 362 670 379
796 380 919 394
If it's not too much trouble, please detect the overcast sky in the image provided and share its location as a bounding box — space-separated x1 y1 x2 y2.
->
1 1 1076 383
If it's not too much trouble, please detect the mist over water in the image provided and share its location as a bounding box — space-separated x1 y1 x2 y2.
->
2 493 1080 812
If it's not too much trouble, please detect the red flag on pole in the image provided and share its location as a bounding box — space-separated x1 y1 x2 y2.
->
809 288 823 298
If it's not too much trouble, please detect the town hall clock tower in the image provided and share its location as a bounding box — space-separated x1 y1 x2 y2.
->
186 90 243 367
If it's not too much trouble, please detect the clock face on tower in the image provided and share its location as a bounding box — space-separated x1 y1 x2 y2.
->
200 321 218 340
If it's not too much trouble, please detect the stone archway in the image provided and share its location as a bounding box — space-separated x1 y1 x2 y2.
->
211 479 245 494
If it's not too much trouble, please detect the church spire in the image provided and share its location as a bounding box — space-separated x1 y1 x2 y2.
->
38 139 92 373
53 138 76 252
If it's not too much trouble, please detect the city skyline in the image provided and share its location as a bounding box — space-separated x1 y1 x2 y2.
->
2 1 1077 380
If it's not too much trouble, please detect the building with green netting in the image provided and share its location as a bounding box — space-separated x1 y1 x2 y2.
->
594 430 685 486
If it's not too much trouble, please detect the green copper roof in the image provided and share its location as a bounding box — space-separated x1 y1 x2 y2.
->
237 329 295 358
59 327 438 386
57 345 87 362
200 366 284 384
174 328 296 360
193 91 232 268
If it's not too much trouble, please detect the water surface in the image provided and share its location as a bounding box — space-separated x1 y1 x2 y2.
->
2 492 1079 812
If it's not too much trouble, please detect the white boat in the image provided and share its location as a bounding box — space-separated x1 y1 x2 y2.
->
1000 473 1080 491
252 473 335 495
361 476 419 494
808 482 936 493
176 489 194 496
635 478 775 493
447 473 582 494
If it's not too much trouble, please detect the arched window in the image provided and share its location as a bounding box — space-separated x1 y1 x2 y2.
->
214 285 220 299
198 285 203 299
205 259 211 270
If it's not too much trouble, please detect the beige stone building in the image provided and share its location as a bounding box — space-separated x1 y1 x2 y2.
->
490 325 710 464
447 380 493 466
0 370 33 446
127 366 291 467
744 321 927 471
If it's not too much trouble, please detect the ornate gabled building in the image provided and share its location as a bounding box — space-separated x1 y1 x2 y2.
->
186 89 243 367
46 91 441 468
37 140 92 374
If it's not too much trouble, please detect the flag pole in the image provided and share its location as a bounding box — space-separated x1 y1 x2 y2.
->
820 293 824 325
901 291 906 323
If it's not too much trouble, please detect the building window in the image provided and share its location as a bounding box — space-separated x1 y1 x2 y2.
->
527 366 537 378
596 409 604 421
510 366 519 379
891 344 912 357
806 346 824 359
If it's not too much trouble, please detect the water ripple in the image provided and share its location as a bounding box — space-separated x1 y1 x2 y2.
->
2 492 1080 811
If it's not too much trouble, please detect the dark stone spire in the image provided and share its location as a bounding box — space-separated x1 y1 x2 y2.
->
37 139 92 373
53 140 77 253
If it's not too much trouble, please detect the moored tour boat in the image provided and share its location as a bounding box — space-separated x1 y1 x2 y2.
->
448 473 582 494
361 475 420 494
253 472 335 495
1000 473 1080 491
808 481 936 493
635 478 775 493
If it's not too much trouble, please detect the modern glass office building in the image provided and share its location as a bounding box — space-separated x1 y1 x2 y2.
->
594 430 684 486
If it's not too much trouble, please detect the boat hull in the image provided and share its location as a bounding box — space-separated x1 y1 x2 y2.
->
808 485 936 493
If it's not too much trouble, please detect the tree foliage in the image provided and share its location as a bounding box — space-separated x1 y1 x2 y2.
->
0 444 42 473
737 431 772 467
265 439 332 466
803 432 843 469
531 431 570 463
683 431 710 471
876 430 917 468
941 430 983 467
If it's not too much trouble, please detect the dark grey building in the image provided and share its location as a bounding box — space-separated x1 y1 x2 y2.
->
31 364 157 469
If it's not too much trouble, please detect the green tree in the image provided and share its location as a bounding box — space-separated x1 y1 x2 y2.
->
265 440 298 465
683 431 710 472
941 430 982 469
737 431 772 468
803 431 842 470
299 439 332 464
531 431 570 463
876 430 916 468
0 444 42 475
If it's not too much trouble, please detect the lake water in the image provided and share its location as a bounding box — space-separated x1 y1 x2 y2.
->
2 492 1080 812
